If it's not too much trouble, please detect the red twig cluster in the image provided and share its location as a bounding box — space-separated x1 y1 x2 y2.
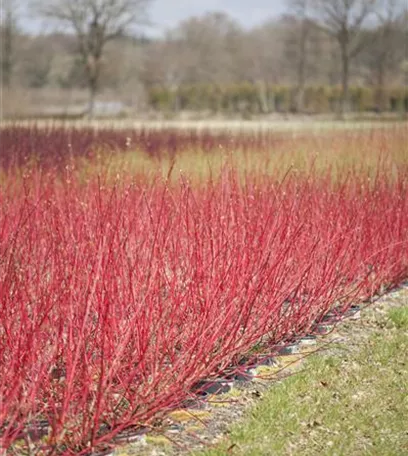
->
2 124 403 171
0 125 291 170
1 162 407 454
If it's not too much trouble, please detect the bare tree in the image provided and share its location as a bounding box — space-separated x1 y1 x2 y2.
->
286 0 311 112
312 0 379 113
34 0 152 117
369 0 406 110
141 35 190 111
160 12 243 113
171 13 242 85
1 0 18 87
240 20 286 113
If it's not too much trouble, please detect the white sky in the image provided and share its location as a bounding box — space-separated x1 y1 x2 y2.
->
150 0 288 32
19 0 288 36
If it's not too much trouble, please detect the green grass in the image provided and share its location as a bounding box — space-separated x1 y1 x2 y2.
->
388 307 408 330
196 307 408 456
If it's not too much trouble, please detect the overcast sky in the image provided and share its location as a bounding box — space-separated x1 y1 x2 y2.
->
150 0 287 32
21 0 288 35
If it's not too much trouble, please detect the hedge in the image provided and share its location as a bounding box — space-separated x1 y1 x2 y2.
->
148 84 408 114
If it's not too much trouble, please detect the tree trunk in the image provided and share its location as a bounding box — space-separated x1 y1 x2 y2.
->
256 80 269 114
340 44 350 116
295 62 306 113
86 57 100 119
88 81 97 119
1 11 14 88
376 62 386 112
294 47 306 113
172 85 181 112
295 4 308 113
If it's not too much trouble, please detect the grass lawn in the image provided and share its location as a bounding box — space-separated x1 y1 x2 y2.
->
195 305 408 456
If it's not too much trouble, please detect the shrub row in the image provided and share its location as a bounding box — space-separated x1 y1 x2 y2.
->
1 161 408 454
148 84 408 114
0 125 298 170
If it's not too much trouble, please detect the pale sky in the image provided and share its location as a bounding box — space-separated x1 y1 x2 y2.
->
20 0 288 36
150 0 288 32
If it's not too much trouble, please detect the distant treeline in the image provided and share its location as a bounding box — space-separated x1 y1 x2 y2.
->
148 85 408 114
2 1 407 118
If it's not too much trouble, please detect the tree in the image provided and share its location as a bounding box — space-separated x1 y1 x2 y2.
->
155 12 243 113
141 36 191 111
35 0 152 117
240 20 286 113
286 0 311 112
368 0 406 110
312 0 379 113
171 13 243 86
1 0 18 87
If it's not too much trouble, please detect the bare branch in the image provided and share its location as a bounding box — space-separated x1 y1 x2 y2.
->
33 0 152 117
311 0 380 113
